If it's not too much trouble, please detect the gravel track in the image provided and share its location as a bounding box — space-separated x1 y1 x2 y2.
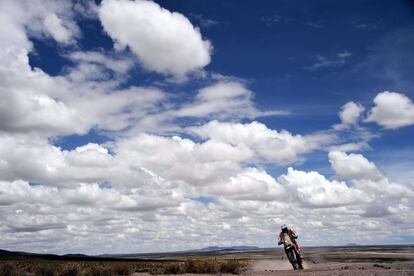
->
243 260 414 275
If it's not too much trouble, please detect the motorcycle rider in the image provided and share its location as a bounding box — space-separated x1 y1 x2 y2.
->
278 224 302 260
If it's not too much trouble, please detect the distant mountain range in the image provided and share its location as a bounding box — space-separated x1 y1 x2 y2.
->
0 246 260 260
0 249 110 261
344 243 361 247
0 249 21 257
1 244 411 260
197 246 260 252
98 245 261 258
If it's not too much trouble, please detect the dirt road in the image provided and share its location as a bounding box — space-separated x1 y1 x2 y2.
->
244 259 414 275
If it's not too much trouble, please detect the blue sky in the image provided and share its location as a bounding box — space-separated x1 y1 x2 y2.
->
37 0 414 178
0 0 413 254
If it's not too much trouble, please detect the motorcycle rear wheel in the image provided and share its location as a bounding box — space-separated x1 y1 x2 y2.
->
287 250 299 269
295 251 304 269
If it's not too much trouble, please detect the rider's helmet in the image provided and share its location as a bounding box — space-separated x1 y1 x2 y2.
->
281 224 288 232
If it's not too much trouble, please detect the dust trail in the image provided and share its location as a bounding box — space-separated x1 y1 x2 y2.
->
249 260 310 271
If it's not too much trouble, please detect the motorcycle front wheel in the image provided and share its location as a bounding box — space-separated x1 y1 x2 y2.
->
286 250 299 269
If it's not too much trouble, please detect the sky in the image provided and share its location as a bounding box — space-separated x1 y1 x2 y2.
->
0 0 413 254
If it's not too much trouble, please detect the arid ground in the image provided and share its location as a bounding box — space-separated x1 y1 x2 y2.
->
240 246 414 275
1 246 413 275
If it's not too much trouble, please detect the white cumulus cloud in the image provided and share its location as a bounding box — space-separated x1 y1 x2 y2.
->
190 120 334 164
278 167 369 208
339 101 365 125
43 13 72 43
99 0 212 78
1 0 414 255
329 151 383 181
205 168 285 201
365 91 414 129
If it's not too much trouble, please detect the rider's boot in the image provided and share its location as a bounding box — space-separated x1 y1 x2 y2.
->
296 250 304 269
296 250 303 269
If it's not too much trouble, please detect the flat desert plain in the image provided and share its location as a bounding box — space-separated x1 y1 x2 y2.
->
237 246 414 275
1 245 413 275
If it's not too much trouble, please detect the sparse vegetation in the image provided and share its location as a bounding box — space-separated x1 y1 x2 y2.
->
111 262 133 275
162 262 184 274
183 258 220 274
82 265 113 276
0 263 19 276
0 246 412 275
0 257 248 275
34 263 56 276
220 259 246 274
60 263 82 276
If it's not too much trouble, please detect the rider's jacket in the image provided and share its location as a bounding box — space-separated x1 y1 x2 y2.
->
279 227 298 241
278 228 300 251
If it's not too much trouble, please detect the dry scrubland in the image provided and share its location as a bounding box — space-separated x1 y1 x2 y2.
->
0 246 413 275
0 258 245 275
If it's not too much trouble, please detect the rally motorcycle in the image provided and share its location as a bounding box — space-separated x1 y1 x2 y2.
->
278 232 303 270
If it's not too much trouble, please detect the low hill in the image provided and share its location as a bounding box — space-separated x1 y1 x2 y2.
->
198 246 260 252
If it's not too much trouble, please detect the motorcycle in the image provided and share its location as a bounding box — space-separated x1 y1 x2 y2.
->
278 232 303 270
